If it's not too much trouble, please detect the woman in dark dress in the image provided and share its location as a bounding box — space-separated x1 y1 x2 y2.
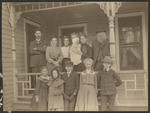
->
31 67 52 111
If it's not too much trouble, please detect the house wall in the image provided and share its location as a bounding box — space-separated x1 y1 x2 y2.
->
2 3 13 111
2 3 25 111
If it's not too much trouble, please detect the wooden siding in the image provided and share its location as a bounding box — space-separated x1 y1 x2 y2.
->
2 3 13 111
2 3 25 111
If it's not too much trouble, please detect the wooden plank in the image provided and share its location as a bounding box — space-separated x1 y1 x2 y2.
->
2 33 12 39
2 43 12 48
16 50 25 54
2 39 12 44
2 93 13 100
3 88 13 95
2 48 11 53
2 9 9 17
2 63 13 67
2 68 13 73
3 80 13 85
2 3 9 11
2 19 10 26
2 35 12 42
2 13 9 20
2 29 12 35
3 85 13 90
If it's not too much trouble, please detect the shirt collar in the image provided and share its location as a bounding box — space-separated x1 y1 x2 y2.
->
103 68 110 72
36 38 41 42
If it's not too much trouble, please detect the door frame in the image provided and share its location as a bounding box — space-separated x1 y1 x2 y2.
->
23 18 41 73
58 23 87 46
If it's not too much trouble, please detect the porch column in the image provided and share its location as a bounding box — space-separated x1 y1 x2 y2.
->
7 3 22 102
98 2 122 70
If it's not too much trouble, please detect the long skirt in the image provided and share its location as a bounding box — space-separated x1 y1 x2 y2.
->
31 88 48 111
75 84 99 111
48 95 64 111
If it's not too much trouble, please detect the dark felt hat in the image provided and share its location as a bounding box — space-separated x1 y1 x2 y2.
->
65 61 74 67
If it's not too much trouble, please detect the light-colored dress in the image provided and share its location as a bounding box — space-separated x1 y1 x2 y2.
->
46 46 63 74
70 37 82 66
75 70 99 111
48 78 64 111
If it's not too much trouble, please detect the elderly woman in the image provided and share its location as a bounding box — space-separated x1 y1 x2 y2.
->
46 36 63 75
69 33 83 72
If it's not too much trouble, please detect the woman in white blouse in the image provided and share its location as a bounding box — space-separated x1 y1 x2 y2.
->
61 36 71 72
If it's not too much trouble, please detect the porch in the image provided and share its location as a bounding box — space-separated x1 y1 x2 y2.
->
2 2 148 111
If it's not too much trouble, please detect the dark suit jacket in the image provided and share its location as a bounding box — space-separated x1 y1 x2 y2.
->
92 40 110 67
81 43 92 61
29 40 47 67
97 69 122 95
61 71 79 96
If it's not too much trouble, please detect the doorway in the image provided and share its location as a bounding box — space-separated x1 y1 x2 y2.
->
58 23 87 46
24 19 40 73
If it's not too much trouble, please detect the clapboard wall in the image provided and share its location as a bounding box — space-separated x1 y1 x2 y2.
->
2 3 25 111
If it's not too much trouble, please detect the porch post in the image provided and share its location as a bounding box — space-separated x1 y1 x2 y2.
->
7 3 22 102
98 2 122 70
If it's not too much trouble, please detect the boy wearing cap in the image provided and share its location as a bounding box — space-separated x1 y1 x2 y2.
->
97 56 122 111
61 61 79 111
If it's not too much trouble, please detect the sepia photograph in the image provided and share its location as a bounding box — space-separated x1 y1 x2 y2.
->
1 1 148 112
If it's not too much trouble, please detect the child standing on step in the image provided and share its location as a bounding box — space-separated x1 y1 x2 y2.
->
48 68 64 111
97 56 122 111
31 66 51 111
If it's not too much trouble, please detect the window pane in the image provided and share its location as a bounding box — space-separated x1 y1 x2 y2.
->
118 16 143 70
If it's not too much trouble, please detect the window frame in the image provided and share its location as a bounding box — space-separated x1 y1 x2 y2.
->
115 12 148 73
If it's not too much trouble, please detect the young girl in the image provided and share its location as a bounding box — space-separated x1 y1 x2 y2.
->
31 67 51 111
48 68 64 111
75 58 99 111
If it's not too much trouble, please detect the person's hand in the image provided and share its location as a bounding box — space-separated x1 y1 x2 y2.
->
35 95 39 102
63 93 70 100
33 47 37 50
54 62 59 67
69 94 75 101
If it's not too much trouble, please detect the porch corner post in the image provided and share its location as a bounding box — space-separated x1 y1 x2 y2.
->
6 3 22 102
98 2 122 70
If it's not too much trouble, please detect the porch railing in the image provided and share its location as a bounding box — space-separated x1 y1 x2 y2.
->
15 71 148 106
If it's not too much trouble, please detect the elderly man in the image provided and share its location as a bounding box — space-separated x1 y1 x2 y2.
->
92 31 110 71
29 28 47 88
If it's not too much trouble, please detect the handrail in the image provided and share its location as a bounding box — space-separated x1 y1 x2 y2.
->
15 71 148 100
16 71 148 76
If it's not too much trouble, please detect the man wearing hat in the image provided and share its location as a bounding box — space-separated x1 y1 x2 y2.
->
97 56 122 111
61 61 79 111
92 31 110 71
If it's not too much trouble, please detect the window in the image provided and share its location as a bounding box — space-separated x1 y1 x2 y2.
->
118 16 143 70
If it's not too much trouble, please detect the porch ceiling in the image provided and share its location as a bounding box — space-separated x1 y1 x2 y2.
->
22 2 148 25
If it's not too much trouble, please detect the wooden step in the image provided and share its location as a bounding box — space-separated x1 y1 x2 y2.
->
13 100 32 111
